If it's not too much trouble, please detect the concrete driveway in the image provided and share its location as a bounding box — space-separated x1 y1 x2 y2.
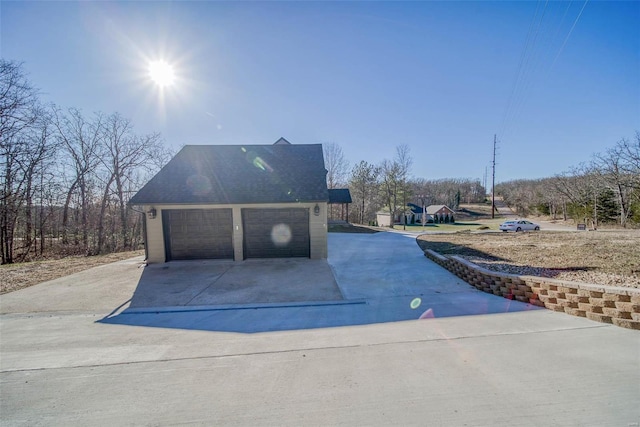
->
1 230 529 326
107 231 538 331
87 231 535 333
1 231 639 426
0 257 343 314
129 258 343 307
130 230 493 314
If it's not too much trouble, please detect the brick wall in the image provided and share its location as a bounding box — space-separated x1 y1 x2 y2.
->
423 249 640 330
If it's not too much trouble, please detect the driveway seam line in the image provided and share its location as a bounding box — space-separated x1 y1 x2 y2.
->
0 324 610 374
184 264 234 306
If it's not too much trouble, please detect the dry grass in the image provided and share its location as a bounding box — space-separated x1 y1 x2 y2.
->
417 230 640 288
0 250 144 294
456 203 496 219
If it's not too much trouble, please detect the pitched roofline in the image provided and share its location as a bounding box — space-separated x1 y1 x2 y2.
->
274 137 292 145
129 142 328 205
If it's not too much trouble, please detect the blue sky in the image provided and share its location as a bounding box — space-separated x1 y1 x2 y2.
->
2 1 638 183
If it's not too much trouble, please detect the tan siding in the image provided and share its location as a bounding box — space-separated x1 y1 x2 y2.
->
144 205 166 263
309 202 327 259
232 207 243 261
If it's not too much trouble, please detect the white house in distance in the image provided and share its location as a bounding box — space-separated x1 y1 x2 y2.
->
377 204 455 226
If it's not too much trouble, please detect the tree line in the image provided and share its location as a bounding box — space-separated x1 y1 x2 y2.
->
495 133 640 228
324 143 486 226
1 60 171 264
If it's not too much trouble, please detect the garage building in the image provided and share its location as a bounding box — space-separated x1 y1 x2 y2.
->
129 138 329 263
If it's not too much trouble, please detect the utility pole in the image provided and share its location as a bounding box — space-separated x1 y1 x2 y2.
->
491 134 496 219
483 166 488 198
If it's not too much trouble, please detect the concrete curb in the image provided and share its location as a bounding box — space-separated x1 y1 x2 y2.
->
122 299 367 315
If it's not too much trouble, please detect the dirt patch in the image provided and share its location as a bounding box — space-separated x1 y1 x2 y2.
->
0 250 144 294
329 224 379 233
417 231 640 288
456 203 495 220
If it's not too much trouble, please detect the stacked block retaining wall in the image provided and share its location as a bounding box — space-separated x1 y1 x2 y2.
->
423 249 640 330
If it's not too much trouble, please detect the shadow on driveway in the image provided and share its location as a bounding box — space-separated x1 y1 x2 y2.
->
99 293 539 333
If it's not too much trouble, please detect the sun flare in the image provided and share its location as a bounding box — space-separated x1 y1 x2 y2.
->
148 60 175 87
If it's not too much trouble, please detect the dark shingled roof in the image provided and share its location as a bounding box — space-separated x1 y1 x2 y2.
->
407 203 423 214
328 189 352 204
129 144 328 205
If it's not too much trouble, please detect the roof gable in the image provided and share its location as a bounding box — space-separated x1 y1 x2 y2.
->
407 203 423 214
273 137 292 145
130 143 328 205
425 205 454 215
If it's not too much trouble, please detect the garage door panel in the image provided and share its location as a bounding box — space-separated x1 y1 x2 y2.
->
242 208 310 259
164 209 233 260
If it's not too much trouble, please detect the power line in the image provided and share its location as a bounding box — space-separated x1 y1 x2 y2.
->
498 0 590 148
492 134 497 219
499 1 546 138
550 0 589 69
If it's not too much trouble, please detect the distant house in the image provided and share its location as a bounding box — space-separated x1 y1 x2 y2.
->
425 205 455 223
407 203 424 224
375 208 409 227
129 138 329 263
377 204 455 226
376 210 392 227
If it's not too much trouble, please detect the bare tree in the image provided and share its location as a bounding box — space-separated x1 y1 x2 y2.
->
380 145 412 228
616 135 640 192
0 60 39 143
497 179 539 216
1 60 174 264
0 60 42 263
97 112 163 253
415 178 486 210
15 110 57 260
52 107 104 251
539 178 565 220
323 143 350 189
396 145 412 228
591 139 638 227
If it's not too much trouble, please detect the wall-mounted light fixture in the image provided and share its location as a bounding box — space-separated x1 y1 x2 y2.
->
314 204 320 216
147 207 157 219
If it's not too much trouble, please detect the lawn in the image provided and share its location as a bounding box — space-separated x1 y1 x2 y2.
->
389 202 506 232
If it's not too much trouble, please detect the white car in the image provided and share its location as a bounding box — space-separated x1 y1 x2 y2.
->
499 220 540 232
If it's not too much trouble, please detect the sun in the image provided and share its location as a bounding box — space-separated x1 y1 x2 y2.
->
148 60 175 87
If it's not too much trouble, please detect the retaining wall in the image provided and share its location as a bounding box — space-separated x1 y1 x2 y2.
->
423 249 640 330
